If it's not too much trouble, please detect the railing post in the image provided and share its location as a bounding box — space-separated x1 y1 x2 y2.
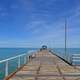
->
18 56 20 68
28 56 30 62
5 60 8 77
70 54 72 65
24 55 27 64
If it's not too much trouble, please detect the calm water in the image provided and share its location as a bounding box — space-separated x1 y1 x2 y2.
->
0 48 38 60
0 48 80 60
0 48 37 80
0 48 80 80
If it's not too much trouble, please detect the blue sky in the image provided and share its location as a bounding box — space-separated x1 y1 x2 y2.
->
0 0 80 48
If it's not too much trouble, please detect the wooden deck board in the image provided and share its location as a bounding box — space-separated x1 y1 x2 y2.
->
8 50 80 80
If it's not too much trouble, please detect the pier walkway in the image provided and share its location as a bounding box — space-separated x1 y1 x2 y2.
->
7 50 80 80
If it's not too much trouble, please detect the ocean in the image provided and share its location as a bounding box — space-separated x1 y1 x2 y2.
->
0 48 80 80
0 48 38 60
0 48 37 80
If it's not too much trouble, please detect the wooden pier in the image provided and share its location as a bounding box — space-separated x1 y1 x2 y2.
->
6 50 80 80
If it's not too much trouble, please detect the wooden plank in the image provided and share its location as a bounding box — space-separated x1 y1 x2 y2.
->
6 50 80 80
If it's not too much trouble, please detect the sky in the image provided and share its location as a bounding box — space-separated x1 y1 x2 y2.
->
0 0 80 48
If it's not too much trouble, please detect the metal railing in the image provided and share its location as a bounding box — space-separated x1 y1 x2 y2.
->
0 53 28 78
0 50 37 80
52 49 80 65
52 49 72 64
72 54 80 65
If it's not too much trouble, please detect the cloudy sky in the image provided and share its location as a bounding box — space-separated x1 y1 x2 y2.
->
0 0 80 48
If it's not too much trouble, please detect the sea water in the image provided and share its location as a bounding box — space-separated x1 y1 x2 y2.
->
0 48 80 80
0 48 37 80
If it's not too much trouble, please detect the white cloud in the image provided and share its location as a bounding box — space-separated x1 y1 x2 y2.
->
24 20 47 31
22 4 80 48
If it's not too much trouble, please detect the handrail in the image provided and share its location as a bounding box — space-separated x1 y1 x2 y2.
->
72 54 80 56
0 50 37 80
72 53 80 65
0 54 26 63
0 53 28 78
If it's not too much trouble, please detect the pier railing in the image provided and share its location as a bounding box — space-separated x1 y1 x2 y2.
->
0 54 28 80
52 49 80 65
72 54 80 65
0 50 37 80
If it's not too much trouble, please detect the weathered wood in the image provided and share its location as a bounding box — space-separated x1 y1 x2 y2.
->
6 50 80 80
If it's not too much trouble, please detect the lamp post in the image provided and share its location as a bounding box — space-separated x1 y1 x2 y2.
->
65 18 67 60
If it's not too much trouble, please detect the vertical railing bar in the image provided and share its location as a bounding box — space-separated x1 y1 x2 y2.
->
0 52 38 79
71 54 73 65
18 56 21 68
24 55 27 64
0 53 28 79
5 60 8 77
27 56 29 62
